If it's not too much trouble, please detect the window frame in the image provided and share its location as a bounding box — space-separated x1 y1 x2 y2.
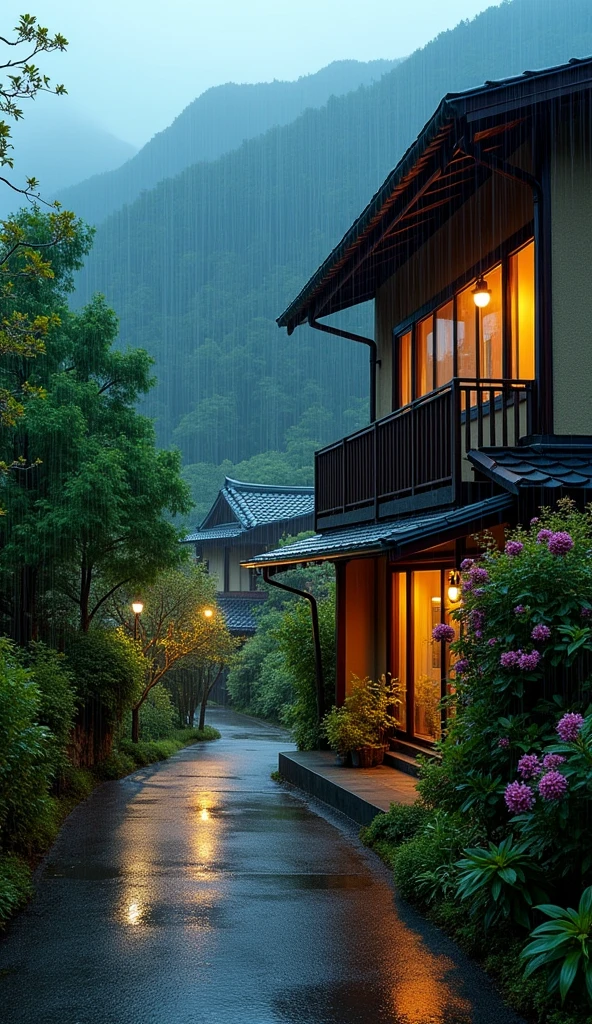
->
391 223 534 409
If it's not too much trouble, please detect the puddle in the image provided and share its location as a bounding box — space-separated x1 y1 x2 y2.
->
272 981 472 1024
234 873 372 891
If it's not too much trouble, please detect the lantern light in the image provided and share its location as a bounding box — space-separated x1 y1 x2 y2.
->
203 607 214 619
131 601 143 615
472 275 492 308
447 571 461 604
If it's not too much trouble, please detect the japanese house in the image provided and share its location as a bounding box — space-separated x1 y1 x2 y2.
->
182 477 314 637
242 57 592 746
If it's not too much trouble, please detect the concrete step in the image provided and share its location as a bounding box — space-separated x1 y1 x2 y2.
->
383 750 421 778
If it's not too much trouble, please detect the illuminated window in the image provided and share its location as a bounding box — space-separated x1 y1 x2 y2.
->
415 315 434 398
509 240 535 379
397 331 412 407
479 263 503 379
456 284 477 378
412 570 442 742
435 300 454 387
393 573 407 731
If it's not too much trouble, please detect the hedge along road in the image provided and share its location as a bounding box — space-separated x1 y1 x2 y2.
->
0 708 525 1024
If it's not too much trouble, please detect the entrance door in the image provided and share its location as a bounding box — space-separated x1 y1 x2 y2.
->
391 568 458 744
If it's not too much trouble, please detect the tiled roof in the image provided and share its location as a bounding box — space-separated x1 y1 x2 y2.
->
468 440 592 495
217 594 265 635
242 494 513 567
222 478 314 529
182 523 244 544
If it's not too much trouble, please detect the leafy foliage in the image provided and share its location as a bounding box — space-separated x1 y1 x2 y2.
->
65 628 145 722
522 888 592 1004
457 836 546 930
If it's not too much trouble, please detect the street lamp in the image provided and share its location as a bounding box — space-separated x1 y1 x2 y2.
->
203 607 214 619
132 600 143 640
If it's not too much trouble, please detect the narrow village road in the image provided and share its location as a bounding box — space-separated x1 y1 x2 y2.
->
0 709 524 1024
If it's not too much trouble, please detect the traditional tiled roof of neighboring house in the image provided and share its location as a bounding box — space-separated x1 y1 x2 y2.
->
220 478 314 528
217 593 266 636
468 439 592 495
182 477 315 545
241 494 513 568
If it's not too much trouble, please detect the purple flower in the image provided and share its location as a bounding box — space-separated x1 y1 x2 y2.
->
497 737 510 749
469 566 490 585
582 607 592 619
530 517 540 525
538 770 568 802
460 558 474 571
470 609 485 629
518 650 541 671
505 540 524 557
488 637 499 647
454 658 470 675
432 623 455 643
556 712 585 742
531 623 551 642
505 781 535 814
517 753 542 779
548 532 574 556
542 753 566 770
500 650 520 668
537 529 553 544
514 604 526 615
461 579 473 594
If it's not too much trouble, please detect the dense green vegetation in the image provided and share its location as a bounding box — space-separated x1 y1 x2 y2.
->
363 503 592 1022
73 0 592 518
55 59 399 227
227 556 335 748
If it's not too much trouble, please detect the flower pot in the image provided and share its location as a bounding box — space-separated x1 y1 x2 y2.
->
371 744 387 766
351 745 374 768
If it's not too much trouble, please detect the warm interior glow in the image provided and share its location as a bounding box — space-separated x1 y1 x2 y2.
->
435 300 454 387
393 572 407 731
415 314 434 398
131 601 143 615
414 572 442 742
479 264 502 378
510 239 535 379
398 330 412 407
472 276 492 307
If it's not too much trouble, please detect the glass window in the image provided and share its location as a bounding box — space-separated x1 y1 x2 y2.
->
397 331 412 407
415 315 434 398
479 263 503 379
393 573 407 731
509 240 535 379
412 570 442 742
435 300 454 387
456 283 477 378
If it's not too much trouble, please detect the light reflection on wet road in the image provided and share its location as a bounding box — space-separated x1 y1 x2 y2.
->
0 709 524 1023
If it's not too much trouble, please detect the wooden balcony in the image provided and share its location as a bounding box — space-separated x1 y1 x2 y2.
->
315 378 536 528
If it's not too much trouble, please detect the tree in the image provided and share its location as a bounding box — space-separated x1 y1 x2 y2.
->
112 565 238 741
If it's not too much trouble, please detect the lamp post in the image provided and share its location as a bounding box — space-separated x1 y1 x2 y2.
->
203 607 214 620
132 600 143 641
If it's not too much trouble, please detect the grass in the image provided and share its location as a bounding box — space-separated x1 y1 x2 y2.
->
0 724 220 933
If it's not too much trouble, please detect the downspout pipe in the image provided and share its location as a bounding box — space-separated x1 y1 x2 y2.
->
457 137 550 435
307 313 378 423
262 567 325 727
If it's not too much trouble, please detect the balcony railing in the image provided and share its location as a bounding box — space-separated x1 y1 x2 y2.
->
315 378 536 527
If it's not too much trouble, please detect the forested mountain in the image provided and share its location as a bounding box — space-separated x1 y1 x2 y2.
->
55 60 400 227
0 104 135 221
74 0 592 521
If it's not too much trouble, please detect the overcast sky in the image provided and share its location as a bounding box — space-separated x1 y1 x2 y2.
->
4 0 501 148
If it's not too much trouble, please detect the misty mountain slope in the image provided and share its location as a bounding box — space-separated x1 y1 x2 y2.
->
0 105 136 221
54 59 400 226
75 0 592 486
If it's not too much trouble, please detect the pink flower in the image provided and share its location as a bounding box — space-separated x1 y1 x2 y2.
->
531 624 551 642
556 712 585 742
497 737 510 748
530 517 540 525
514 604 526 615
518 650 541 671
469 566 490 585
454 659 469 675
500 650 520 668
488 637 498 647
517 753 542 779
505 541 524 557
432 623 455 643
460 558 474 571
536 529 553 544
542 754 566 770
538 770 568 802
504 781 535 813
548 532 574 556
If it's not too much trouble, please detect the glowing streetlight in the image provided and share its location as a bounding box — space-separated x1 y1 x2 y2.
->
203 607 214 619
132 600 143 640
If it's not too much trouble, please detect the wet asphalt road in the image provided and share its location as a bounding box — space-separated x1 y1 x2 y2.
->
0 708 524 1024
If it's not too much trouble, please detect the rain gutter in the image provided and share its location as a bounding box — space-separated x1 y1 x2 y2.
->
262 567 326 727
307 314 378 423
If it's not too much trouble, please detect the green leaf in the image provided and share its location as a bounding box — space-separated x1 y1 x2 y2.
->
559 951 581 1003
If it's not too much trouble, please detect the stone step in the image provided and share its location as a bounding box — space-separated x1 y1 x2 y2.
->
383 749 421 778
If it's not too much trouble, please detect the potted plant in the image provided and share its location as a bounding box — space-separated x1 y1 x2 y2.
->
322 674 400 768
